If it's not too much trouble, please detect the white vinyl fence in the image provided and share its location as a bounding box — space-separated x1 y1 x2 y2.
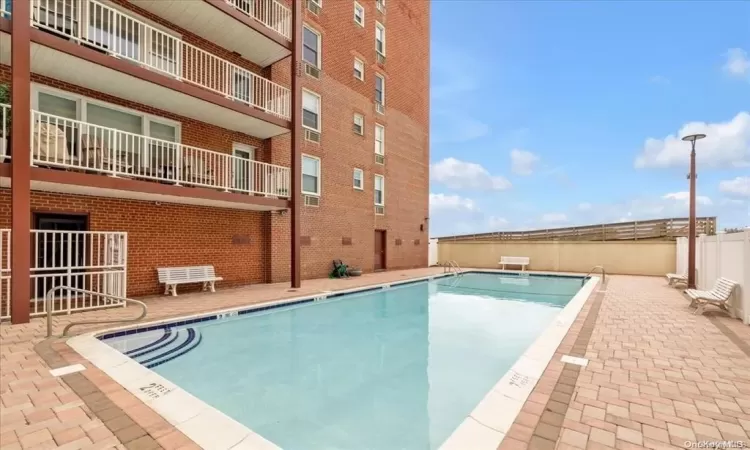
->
0 230 128 320
428 238 438 266
677 230 750 324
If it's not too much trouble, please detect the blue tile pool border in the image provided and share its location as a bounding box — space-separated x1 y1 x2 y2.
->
96 270 587 342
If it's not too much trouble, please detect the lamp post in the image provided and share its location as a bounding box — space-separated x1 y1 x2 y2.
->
681 133 706 289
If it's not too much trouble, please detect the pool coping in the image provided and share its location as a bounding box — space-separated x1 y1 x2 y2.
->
65 270 597 450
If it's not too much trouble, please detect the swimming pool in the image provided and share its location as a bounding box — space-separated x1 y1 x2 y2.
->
74 271 597 450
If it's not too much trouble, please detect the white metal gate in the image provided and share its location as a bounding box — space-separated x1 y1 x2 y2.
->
0 229 127 320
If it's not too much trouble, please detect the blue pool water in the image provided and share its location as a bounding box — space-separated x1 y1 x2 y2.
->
103 273 584 449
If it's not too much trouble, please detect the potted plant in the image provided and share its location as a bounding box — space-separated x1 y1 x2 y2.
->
0 84 9 161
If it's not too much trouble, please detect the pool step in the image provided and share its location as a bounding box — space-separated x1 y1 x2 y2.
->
114 328 203 369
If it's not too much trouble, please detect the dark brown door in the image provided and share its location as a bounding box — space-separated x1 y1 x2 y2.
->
374 230 386 271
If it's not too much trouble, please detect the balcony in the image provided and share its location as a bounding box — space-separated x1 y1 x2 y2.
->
131 0 292 67
0 1 291 138
0 105 291 209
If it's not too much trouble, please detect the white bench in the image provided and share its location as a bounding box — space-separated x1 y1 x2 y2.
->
157 265 223 297
499 256 530 271
685 277 738 316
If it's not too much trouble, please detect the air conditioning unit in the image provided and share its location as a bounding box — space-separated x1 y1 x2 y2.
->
375 205 385 215
376 53 386 65
375 154 385 165
304 195 320 207
307 0 321 15
305 129 321 143
352 123 363 135
304 63 320 79
375 102 385 115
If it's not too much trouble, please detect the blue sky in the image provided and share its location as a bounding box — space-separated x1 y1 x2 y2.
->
428 1 750 237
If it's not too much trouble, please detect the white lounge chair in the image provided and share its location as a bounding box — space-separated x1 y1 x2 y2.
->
684 277 739 316
666 272 687 286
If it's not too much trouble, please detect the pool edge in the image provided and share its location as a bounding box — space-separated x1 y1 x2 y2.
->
439 275 601 450
65 270 593 450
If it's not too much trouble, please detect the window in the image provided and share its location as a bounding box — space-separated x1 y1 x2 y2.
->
303 25 321 69
33 86 180 164
374 175 384 206
302 155 321 196
232 69 253 105
354 2 364 26
353 113 364 135
374 124 385 155
376 0 385 12
353 58 364 80
375 22 386 55
375 74 385 105
353 168 364 190
302 90 321 131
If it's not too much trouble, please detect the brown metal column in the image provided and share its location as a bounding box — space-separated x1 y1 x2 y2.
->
290 0 302 288
10 0 32 324
687 146 697 289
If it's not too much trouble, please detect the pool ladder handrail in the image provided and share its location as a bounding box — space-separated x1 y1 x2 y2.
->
46 286 148 338
443 260 463 275
583 265 606 285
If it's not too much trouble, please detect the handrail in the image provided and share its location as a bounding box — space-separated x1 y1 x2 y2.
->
442 260 463 275
46 286 148 338
583 265 606 285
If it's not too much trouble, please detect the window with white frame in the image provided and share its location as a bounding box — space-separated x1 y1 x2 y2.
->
353 168 364 190
33 86 179 163
353 58 365 80
303 25 321 68
375 74 385 105
375 22 386 55
302 154 321 196
353 113 364 135
354 2 364 26
302 90 321 131
374 175 384 206
374 124 385 155
376 0 385 12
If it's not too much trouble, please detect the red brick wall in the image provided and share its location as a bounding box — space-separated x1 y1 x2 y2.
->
269 0 431 279
0 190 268 296
1 0 430 288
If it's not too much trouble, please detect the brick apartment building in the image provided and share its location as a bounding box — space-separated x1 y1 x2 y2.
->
0 0 430 323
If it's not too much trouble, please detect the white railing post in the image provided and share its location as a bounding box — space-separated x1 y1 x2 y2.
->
66 233 72 314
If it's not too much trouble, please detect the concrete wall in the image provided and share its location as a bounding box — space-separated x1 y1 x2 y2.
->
438 240 677 276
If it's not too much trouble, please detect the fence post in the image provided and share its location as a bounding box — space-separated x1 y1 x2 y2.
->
66 233 72 315
744 230 750 325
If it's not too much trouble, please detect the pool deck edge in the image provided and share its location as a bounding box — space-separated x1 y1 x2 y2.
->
440 275 602 450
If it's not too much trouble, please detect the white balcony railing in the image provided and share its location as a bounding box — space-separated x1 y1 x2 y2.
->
30 109 291 198
227 0 292 41
1 103 9 161
30 0 291 120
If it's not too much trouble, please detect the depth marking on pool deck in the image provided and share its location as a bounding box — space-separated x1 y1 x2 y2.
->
49 363 86 377
560 355 589 367
523 278 607 450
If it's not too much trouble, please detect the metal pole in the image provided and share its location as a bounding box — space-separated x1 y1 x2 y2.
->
687 141 697 289
290 0 302 288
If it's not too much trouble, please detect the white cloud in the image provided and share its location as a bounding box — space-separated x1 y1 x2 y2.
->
431 157 512 191
634 112 750 169
662 191 713 206
724 48 750 79
577 202 592 211
510 149 540 176
429 193 479 212
541 213 568 223
649 75 670 85
487 216 509 229
720 176 750 197
721 198 745 206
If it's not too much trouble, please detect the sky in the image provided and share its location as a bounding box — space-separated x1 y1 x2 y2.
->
428 1 750 237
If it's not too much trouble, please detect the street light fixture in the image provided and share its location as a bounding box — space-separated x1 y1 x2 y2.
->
681 133 706 289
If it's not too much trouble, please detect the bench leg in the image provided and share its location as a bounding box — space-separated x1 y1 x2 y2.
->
171 284 178 297
209 281 216 293
164 284 169 296
202 281 209 292
694 303 705 315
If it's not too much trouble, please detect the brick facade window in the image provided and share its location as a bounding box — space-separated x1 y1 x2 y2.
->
374 175 384 206
374 124 385 155
353 113 364 135
302 154 321 196
302 90 321 131
354 2 365 26
375 22 386 56
303 25 321 69
375 74 385 106
353 168 364 190
354 58 365 81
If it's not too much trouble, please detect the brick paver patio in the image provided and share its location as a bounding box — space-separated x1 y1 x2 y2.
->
1 270 748 449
